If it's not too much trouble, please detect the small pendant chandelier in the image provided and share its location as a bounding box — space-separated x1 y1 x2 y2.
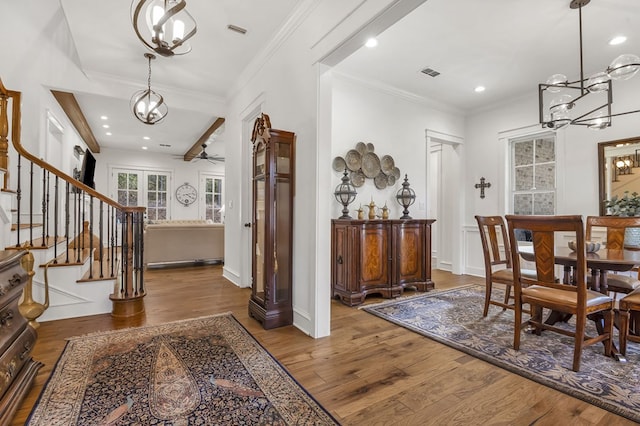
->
131 0 197 57
130 53 168 125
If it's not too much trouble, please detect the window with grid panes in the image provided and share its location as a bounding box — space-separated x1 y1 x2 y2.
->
511 134 556 215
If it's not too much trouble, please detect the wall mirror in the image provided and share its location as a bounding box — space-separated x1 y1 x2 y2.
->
598 136 640 215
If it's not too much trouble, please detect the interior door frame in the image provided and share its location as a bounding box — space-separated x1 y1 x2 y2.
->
425 129 464 275
240 95 265 288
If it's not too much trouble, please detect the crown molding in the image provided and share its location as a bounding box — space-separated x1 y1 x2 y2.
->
227 0 319 101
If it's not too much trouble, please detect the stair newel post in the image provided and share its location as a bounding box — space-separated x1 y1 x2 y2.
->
99 200 104 278
15 154 21 247
65 181 70 264
29 161 34 247
0 79 10 190
41 168 47 245
88 196 94 279
121 209 129 297
135 209 144 295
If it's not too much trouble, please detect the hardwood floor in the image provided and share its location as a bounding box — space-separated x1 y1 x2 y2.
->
12 266 635 425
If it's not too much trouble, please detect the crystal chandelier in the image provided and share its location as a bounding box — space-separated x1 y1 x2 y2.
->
538 0 640 130
131 0 197 57
130 53 168 125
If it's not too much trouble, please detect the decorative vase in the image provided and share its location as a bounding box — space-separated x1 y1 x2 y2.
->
624 227 640 249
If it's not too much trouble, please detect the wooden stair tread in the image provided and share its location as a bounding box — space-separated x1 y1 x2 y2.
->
11 223 43 231
5 235 66 250
77 257 118 282
40 248 91 267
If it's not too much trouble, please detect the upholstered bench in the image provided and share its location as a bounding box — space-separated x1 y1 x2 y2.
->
144 220 224 267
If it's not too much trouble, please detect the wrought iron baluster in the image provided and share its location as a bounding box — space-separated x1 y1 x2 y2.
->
15 154 21 247
65 181 70 264
29 161 34 247
99 200 104 278
41 169 46 245
88 196 94 279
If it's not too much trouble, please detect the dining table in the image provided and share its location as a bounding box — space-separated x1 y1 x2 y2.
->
518 244 640 362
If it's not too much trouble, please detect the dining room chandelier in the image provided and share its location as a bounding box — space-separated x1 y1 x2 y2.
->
130 53 168 125
539 0 640 130
131 0 197 57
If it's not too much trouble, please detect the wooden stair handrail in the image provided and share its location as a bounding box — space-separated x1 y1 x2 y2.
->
0 80 142 213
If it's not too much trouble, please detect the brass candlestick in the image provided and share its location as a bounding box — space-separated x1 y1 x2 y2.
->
18 245 50 329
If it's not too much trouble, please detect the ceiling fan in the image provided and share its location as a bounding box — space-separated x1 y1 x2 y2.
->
191 143 225 164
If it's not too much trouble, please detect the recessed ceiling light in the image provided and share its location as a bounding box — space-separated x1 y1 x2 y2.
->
105 132 112 136
102 124 109 128
365 38 378 48
143 136 150 140
142 146 148 150
100 115 108 120
474 86 486 93
609 35 627 45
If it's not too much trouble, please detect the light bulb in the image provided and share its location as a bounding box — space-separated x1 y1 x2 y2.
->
173 19 185 41
608 54 640 80
586 71 610 93
545 74 568 93
549 94 573 113
586 111 610 130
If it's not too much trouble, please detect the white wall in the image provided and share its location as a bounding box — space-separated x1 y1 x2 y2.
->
95 147 223 221
223 0 430 337
330 75 464 220
465 77 640 223
463 77 640 274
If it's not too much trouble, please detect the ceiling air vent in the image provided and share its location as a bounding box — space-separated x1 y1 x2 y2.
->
159 143 171 148
227 24 247 35
420 67 440 77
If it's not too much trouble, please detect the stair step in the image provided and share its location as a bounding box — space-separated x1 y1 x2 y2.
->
10 223 43 231
40 248 91 267
77 258 119 283
5 235 66 250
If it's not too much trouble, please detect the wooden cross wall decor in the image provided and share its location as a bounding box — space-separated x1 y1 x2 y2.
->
474 177 491 199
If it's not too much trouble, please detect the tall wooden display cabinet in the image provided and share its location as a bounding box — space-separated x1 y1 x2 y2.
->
248 114 295 329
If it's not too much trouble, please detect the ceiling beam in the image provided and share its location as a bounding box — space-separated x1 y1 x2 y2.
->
51 90 100 153
184 117 225 161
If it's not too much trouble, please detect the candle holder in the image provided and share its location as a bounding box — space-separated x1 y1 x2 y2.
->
334 169 357 219
395 174 416 219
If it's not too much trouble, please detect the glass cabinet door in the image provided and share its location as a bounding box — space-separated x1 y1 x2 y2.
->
254 178 265 304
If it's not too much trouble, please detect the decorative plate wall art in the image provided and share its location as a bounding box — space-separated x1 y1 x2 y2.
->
333 141 400 190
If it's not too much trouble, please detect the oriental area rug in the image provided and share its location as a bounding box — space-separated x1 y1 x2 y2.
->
363 286 640 423
27 313 337 425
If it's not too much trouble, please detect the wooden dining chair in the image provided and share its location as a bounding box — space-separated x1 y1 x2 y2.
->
475 215 536 317
586 216 640 295
619 288 640 355
505 215 614 372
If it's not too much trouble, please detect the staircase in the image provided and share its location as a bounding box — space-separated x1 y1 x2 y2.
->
0 79 146 322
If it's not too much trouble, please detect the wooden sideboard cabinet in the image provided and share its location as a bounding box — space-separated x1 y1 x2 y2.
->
0 250 42 425
331 219 435 306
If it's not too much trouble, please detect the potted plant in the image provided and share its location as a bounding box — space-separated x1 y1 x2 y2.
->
604 190 640 248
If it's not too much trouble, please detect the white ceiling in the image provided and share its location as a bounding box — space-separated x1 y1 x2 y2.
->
335 0 640 114
60 0 640 156
60 0 300 156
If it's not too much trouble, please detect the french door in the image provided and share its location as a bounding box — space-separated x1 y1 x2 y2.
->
111 168 171 221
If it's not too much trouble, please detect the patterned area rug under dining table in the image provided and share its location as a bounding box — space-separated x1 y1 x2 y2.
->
362 285 640 423
27 313 337 425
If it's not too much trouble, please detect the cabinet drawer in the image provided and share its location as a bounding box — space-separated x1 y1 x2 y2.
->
0 325 36 400
0 297 28 355
0 265 27 308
